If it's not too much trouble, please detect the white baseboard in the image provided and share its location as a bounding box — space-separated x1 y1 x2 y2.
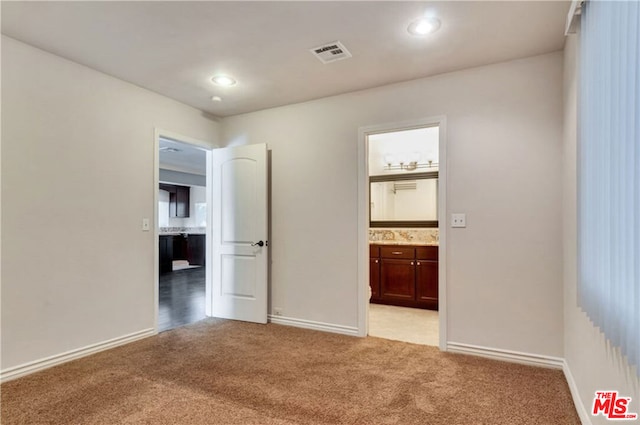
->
1 328 156 383
562 359 593 425
447 342 565 369
268 315 359 337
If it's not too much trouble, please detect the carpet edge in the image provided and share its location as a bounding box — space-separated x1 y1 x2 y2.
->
447 341 564 369
1 328 156 383
268 315 359 336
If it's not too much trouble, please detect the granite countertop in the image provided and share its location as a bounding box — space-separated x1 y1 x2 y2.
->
159 227 206 236
159 232 206 236
370 241 438 246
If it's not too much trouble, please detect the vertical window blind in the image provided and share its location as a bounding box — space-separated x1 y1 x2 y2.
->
579 0 640 373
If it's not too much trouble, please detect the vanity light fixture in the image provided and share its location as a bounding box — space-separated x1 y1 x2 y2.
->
384 152 438 171
407 17 441 36
211 75 237 87
385 161 439 171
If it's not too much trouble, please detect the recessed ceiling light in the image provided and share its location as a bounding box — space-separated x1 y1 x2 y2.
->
211 75 237 87
407 17 441 36
211 96 222 102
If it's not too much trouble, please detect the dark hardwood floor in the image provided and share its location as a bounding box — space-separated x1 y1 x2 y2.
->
159 266 205 332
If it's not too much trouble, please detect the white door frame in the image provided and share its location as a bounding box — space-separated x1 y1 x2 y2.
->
357 116 448 351
153 128 217 333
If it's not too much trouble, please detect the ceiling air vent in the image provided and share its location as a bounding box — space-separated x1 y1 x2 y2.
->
310 41 352 64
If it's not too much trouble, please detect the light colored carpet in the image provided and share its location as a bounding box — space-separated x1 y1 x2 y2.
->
1 318 580 424
369 303 439 346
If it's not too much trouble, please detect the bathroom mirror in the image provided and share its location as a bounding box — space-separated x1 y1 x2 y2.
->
369 172 438 228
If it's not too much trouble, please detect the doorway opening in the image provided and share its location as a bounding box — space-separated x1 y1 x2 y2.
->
156 134 210 332
358 117 446 349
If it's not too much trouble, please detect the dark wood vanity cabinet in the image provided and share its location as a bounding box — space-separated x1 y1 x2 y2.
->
370 244 438 310
415 246 438 309
370 259 381 299
381 259 416 301
369 245 381 300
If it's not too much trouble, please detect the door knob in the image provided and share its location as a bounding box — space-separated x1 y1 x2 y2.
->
251 240 265 247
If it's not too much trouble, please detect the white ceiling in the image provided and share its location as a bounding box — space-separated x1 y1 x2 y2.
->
1 1 569 117
159 138 207 175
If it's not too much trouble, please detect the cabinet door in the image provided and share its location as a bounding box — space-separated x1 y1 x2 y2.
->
369 257 381 299
175 185 190 218
159 236 173 273
416 260 438 309
164 184 191 218
380 259 415 301
187 235 206 266
172 235 188 260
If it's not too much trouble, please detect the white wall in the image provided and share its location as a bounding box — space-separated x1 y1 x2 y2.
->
562 34 640 424
1 36 219 371
1 34 566 373
222 52 564 357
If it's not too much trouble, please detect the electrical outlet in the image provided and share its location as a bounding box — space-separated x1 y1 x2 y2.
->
451 213 466 228
273 308 283 316
142 218 150 231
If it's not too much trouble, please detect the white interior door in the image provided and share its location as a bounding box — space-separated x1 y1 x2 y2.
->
210 143 268 324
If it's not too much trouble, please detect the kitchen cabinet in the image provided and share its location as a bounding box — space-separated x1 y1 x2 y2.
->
159 183 190 218
173 234 188 260
159 234 206 272
369 244 438 310
187 234 205 266
173 185 190 218
159 235 174 273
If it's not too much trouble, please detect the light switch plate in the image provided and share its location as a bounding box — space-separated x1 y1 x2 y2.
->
451 213 466 228
142 218 150 231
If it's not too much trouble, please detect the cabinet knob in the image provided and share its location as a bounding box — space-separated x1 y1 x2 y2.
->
375 259 379 263
411 261 414 265
417 261 421 266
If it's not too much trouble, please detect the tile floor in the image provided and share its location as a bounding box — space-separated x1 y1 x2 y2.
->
368 303 439 346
